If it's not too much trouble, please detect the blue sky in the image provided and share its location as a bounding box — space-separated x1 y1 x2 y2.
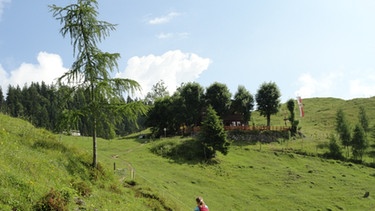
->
1 0 375 102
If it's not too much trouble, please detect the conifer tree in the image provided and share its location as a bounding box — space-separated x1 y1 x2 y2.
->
335 109 351 158
198 105 230 160
51 0 146 167
352 124 367 161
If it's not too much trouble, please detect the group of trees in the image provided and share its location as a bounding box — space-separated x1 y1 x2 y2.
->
146 81 283 137
0 79 286 139
0 83 143 138
328 106 372 162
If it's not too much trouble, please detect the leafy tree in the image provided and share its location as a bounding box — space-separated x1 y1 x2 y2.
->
178 82 205 127
144 80 169 105
351 124 367 161
50 0 146 168
335 109 351 158
286 98 299 136
198 105 230 160
255 82 281 127
231 85 254 125
146 96 180 137
204 82 231 117
358 106 370 133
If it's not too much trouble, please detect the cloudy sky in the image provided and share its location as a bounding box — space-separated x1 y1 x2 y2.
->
1 0 375 102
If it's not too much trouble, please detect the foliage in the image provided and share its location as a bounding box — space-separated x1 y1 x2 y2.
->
232 85 254 125
177 82 205 128
335 109 351 158
198 106 230 160
50 0 146 167
255 81 281 126
286 98 300 136
146 96 181 137
359 106 370 133
204 82 231 117
150 138 205 161
324 134 344 160
351 124 367 161
144 80 170 105
33 188 70 211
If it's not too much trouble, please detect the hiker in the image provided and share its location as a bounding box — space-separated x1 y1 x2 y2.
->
194 196 209 211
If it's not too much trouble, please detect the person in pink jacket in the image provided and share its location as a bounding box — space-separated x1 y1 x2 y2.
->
194 196 209 211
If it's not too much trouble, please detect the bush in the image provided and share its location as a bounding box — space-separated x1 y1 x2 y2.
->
33 188 69 211
324 134 344 160
150 139 205 161
71 180 92 197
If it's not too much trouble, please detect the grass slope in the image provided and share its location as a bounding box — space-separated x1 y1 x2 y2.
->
62 135 375 210
0 114 151 210
2 97 375 210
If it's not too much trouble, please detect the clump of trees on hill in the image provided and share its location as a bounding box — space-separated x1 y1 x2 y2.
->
0 80 294 138
327 106 372 163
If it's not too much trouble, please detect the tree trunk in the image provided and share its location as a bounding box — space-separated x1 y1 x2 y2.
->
92 118 97 168
267 114 271 127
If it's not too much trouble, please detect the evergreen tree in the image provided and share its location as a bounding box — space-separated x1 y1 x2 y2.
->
335 109 351 158
351 124 367 161
358 106 370 133
286 98 299 136
0 87 5 113
51 0 147 167
6 85 24 117
198 105 230 160
326 134 344 160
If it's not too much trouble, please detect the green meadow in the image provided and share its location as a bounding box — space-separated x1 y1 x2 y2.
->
1 97 375 210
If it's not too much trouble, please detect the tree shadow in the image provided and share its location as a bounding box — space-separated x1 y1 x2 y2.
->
149 138 207 165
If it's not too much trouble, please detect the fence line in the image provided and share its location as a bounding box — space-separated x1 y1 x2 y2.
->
193 125 290 132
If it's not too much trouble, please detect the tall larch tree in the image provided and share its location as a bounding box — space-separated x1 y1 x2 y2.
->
50 0 146 168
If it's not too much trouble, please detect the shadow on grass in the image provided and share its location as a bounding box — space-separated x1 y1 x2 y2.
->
149 138 207 165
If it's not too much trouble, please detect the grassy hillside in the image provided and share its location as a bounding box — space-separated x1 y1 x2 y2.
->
252 97 375 137
0 114 152 210
62 134 375 210
2 97 375 210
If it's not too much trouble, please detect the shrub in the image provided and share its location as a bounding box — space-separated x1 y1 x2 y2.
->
33 188 69 211
71 180 92 197
324 134 344 160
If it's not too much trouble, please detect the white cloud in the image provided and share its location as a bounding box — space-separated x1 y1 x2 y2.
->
148 12 180 25
156 32 173 39
295 69 375 99
349 69 375 98
0 52 68 93
156 32 190 39
0 0 10 20
116 50 211 98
